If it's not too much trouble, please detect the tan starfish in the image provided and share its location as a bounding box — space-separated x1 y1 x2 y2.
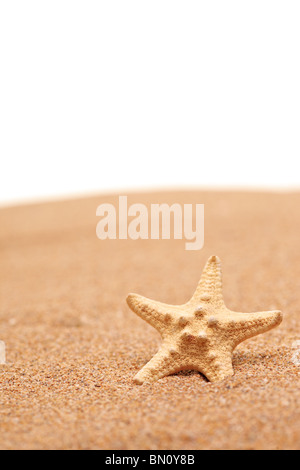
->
127 256 283 384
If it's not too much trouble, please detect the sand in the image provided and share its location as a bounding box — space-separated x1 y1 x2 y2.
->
0 190 299 450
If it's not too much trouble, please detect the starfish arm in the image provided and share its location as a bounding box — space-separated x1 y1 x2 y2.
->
189 255 225 307
202 354 234 383
225 310 283 347
133 349 180 384
126 293 173 333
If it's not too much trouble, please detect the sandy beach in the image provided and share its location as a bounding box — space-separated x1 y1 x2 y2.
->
0 190 299 450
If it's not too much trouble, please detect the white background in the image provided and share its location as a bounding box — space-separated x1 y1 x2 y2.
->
0 1 299 205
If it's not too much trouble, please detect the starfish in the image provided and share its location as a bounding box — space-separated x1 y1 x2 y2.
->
127 256 283 384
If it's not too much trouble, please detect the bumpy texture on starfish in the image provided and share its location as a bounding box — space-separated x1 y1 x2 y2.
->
127 256 283 384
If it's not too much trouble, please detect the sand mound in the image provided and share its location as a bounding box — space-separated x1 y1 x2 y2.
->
0 191 299 449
